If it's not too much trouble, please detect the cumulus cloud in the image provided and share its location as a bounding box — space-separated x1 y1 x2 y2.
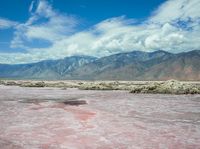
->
0 0 200 64
149 0 200 23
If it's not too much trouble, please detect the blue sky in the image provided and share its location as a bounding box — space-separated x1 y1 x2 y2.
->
0 0 200 64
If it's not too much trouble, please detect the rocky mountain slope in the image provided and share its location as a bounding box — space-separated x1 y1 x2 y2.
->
68 50 200 80
0 56 96 80
0 50 199 80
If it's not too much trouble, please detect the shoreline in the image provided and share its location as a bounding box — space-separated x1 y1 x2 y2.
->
0 79 200 94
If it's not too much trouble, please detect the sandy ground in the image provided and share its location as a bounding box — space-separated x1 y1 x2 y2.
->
0 85 200 149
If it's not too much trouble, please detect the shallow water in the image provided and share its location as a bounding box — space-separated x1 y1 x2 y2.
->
0 85 200 149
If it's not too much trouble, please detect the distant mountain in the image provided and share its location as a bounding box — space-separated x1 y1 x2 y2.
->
138 50 200 81
68 50 200 80
0 50 199 80
0 56 96 80
68 50 173 80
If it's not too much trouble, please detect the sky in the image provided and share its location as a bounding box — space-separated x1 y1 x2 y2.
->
0 0 200 64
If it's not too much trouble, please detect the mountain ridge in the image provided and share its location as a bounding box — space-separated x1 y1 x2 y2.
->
0 50 199 81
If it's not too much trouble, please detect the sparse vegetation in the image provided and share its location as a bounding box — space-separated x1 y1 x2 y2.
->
79 82 119 90
0 79 199 94
130 80 200 94
20 82 46 87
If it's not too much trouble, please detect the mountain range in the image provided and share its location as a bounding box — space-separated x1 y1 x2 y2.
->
0 50 199 81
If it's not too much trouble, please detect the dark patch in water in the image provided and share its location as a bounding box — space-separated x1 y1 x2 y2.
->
62 100 87 106
19 99 40 103
18 99 47 104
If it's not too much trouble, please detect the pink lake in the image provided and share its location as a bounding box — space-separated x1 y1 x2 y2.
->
0 85 200 149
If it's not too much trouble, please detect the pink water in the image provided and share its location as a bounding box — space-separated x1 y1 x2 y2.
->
0 85 200 149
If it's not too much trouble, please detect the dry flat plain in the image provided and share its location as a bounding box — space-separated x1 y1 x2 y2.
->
0 81 200 149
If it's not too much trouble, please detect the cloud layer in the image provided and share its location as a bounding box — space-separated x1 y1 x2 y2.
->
0 18 18 29
11 0 78 49
0 0 200 64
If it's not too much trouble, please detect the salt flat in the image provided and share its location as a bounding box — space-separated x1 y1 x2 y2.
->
0 85 200 149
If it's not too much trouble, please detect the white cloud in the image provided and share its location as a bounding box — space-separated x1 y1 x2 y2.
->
0 0 200 64
149 0 200 23
11 0 78 48
0 18 18 29
29 1 35 13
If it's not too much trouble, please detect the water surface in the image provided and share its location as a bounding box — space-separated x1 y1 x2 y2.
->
0 85 200 149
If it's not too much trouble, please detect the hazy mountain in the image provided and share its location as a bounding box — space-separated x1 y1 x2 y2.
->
68 50 200 80
138 50 200 81
0 56 96 80
68 50 173 80
0 50 199 80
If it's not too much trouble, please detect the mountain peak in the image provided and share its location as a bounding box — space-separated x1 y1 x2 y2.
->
0 50 199 80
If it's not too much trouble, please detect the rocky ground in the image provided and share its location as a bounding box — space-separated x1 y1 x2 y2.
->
0 85 200 149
